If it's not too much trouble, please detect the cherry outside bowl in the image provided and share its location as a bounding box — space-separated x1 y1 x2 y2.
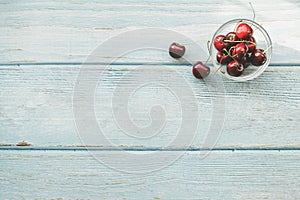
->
210 19 272 81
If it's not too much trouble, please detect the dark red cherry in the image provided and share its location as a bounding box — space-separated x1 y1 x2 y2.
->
169 42 185 58
213 35 229 51
247 37 256 52
216 51 232 64
251 49 267 66
227 60 244 77
192 61 210 79
232 43 248 60
240 54 251 68
236 23 253 40
225 32 239 46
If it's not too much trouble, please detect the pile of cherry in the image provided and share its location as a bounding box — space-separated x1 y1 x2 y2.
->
214 22 267 77
168 22 267 79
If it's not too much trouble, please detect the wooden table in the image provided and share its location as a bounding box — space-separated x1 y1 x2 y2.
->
1 0 300 199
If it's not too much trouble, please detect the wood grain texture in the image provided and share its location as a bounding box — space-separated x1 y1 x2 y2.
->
0 0 299 64
1 150 300 199
1 1 300 199
1 64 299 147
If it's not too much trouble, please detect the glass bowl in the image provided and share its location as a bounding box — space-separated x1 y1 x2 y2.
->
210 19 272 81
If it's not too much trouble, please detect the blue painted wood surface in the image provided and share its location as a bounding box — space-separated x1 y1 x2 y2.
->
0 65 300 147
1 150 300 199
0 0 299 64
1 0 300 199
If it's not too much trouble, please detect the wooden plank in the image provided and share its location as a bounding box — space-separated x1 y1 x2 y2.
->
0 0 299 64
1 64 299 147
0 150 300 199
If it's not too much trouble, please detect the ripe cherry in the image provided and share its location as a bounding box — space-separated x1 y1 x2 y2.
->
216 51 232 64
247 36 256 52
192 62 210 79
169 42 185 58
213 35 229 51
251 49 267 66
227 60 244 77
240 54 251 68
236 23 253 40
225 32 239 46
232 43 248 60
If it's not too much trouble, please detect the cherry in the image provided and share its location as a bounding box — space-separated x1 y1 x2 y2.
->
236 23 253 40
227 60 244 77
216 51 232 64
213 35 229 51
225 32 239 46
232 43 248 60
251 49 267 66
240 54 251 68
192 62 210 79
247 36 256 52
169 42 185 58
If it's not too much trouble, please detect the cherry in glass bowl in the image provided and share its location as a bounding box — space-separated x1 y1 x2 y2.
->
210 19 272 81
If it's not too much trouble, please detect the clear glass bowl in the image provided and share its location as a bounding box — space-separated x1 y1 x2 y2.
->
210 19 272 81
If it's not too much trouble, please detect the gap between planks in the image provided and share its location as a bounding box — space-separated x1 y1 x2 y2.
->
1 146 300 151
0 62 300 67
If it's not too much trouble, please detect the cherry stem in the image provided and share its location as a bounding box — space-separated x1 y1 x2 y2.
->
214 65 223 74
205 40 211 65
223 47 238 59
222 48 230 56
249 2 256 26
263 44 272 54
207 40 211 52
214 52 224 74
223 39 256 45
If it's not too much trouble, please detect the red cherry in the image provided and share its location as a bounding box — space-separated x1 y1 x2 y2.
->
240 54 251 68
247 37 256 52
169 42 185 58
227 60 244 77
192 62 210 79
236 23 253 40
213 35 229 51
232 43 248 60
216 51 232 64
225 32 239 46
251 49 267 66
